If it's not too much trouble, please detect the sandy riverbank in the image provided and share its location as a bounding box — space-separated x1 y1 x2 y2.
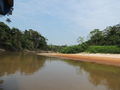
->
38 53 120 66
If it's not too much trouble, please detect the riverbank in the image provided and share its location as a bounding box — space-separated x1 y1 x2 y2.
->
38 53 120 66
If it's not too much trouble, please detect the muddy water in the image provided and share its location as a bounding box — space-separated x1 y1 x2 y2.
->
0 52 120 90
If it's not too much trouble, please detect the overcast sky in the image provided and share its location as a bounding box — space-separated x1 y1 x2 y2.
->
1 0 120 45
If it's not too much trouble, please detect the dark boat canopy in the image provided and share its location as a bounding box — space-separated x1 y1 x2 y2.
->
0 0 14 15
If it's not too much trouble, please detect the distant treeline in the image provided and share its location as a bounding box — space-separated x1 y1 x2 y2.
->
0 22 47 51
1 21 120 53
47 45 67 52
60 24 120 54
87 24 120 46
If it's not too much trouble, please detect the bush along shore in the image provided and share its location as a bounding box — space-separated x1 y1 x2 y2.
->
60 45 120 54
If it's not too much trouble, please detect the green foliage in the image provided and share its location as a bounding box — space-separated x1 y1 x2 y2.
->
77 36 84 44
60 24 120 54
60 43 88 53
86 46 120 54
87 25 120 46
47 45 67 52
0 22 47 51
87 29 105 45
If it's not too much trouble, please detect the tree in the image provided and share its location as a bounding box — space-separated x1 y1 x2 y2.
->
0 22 47 51
0 22 11 49
77 36 84 44
104 26 120 46
10 28 23 50
23 29 47 50
88 29 105 45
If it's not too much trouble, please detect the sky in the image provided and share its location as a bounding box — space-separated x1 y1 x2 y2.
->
1 0 120 45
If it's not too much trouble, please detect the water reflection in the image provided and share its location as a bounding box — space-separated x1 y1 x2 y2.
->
64 60 120 90
0 53 120 90
0 52 46 76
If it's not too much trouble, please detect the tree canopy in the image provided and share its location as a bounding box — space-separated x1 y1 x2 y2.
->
0 22 47 51
87 24 120 46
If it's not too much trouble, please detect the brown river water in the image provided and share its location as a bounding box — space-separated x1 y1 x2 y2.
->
0 52 120 90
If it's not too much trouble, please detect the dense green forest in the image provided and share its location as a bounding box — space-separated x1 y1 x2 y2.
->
0 22 47 51
60 24 120 54
1 21 120 53
87 25 120 46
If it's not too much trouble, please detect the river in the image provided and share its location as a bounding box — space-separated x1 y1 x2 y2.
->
0 52 120 90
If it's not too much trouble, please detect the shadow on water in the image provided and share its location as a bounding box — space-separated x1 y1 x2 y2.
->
64 59 120 90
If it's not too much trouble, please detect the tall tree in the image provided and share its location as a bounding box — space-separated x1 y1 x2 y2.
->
88 29 104 45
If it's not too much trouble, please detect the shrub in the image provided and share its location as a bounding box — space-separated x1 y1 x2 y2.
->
86 46 120 54
60 43 88 54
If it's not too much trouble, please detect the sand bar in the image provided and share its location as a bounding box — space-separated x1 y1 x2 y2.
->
38 53 120 67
